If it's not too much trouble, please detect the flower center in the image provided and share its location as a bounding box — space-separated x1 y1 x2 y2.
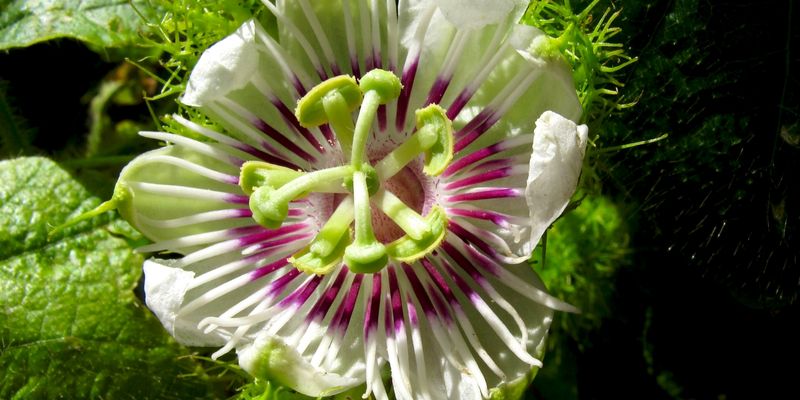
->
242 69 454 275
372 165 425 243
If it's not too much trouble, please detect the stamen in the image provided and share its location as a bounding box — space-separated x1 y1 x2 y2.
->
249 165 352 229
375 104 453 179
290 230 350 275
344 171 388 273
351 69 402 167
323 91 356 157
239 161 302 194
309 196 355 257
371 190 429 240
294 74 362 156
385 206 448 263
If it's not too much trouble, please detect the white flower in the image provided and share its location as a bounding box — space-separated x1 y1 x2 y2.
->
114 1 588 399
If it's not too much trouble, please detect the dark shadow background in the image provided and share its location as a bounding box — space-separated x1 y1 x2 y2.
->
534 0 799 398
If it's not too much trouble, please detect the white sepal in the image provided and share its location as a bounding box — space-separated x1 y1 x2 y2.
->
143 259 226 346
526 111 589 248
182 20 259 106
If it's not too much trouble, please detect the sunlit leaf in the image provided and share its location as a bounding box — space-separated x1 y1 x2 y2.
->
0 157 220 399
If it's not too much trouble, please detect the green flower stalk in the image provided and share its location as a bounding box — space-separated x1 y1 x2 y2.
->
109 0 590 398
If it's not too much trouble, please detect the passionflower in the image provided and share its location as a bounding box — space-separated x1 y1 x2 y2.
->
113 0 588 398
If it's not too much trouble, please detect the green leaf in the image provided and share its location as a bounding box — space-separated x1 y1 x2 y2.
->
0 157 220 399
0 0 160 51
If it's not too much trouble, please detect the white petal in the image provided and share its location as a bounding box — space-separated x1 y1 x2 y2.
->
433 0 526 30
452 25 582 155
181 20 259 107
427 243 555 394
438 24 584 263
276 0 372 77
237 333 362 397
143 259 226 346
526 111 589 246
